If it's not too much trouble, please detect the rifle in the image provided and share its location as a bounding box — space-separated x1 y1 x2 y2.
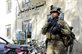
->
47 17 61 34
61 27 76 47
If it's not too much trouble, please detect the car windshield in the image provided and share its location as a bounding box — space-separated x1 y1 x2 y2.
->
0 38 6 43
0 37 9 44
0 37 13 44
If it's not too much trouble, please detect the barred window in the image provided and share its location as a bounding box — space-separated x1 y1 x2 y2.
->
6 0 12 13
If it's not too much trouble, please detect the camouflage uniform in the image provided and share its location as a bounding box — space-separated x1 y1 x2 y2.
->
42 19 70 54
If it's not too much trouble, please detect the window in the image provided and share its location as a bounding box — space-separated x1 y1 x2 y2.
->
23 20 32 38
7 28 11 37
26 23 32 38
0 38 6 43
6 0 12 13
25 0 31 3
22 1 25 8
22 0 31 8
6 24 11 38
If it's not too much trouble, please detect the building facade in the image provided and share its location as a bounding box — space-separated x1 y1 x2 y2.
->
0 0 17 40
16 0 48 42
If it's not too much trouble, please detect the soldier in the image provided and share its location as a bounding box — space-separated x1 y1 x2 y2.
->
42 5 75 54
42 7 67 54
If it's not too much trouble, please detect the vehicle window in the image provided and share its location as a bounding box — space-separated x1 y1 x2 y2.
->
0 38 6 43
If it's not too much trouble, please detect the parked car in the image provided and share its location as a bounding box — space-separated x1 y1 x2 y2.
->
6 44 20 54
0 37 14 54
